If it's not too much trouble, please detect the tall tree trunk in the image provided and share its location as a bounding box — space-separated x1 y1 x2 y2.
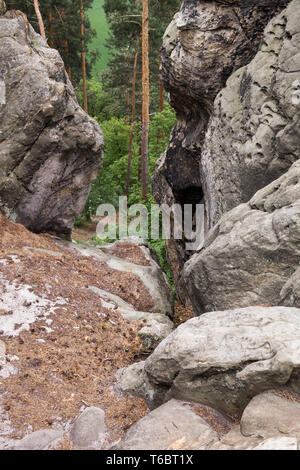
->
126 33 141 197
141 0 150 200
80 0 88 113
64 39 72 82
33 0 46 41
159 52 164 112
125 88 130 125
54 7 72 82
155 51 165 154
48 8 54 47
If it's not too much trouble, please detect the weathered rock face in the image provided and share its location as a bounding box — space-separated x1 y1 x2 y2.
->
117 399 219 450
153 0 290 303
65 238 174 317
184 160 300 313
240 392 300 439
203 391 300 449
202 0 300 227
12 429 64 451
132 306 300 416
0 12 103 236
161 0 290 119
70 407 106 450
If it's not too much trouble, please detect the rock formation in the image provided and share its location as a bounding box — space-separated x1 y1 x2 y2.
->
114 1 300 450
152 0 292 304
240 391 300 439
117 399 220 450
117 306 300 416
184 160 300 313
118 392 300 450
0 10 103 236
202 0 300 228
1 0 300 452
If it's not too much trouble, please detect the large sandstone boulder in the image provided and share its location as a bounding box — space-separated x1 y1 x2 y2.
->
0 11 103 236
203 428 300 450
184 160 300 313
240 391 300 439
133 306 300 416
153 0 290 304
202 391 300 449
161 0 289 119
70 407 106 450
117 399 219 450
202 0 300 228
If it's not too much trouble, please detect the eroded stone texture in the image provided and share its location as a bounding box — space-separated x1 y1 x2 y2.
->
153 0 290 303
184 161 300 313
70 407 106 450
12 429 64 450
202 0 300 227
240 392 300 439
117 399 218 450
142 306 300 416
0 12 103 235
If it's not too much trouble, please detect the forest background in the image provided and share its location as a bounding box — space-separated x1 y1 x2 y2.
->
7 0 181 287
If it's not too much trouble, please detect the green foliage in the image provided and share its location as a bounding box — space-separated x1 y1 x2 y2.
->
77 79 115 122
80 100 176 216
148 238 174 294
7 0 97 84
87 0 110 76
102 0 181 115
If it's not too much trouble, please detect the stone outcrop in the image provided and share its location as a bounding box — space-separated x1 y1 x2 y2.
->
70 407 106 450
202 0 300 228
240 391 300 439
153 0 291 304
65 238 174 317
117 399 219 450
184 160 300 313
119 306 300 416
12 429 64 451
201 391 300 449
0 11 103 236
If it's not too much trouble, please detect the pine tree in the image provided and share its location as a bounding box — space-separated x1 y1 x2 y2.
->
103 0 180 116
33 0 46 40
80 0 88 111
6 0 98 84
141 0 149 200
126 33 140 197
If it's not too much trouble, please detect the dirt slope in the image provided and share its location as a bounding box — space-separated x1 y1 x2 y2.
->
0 214 153 448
